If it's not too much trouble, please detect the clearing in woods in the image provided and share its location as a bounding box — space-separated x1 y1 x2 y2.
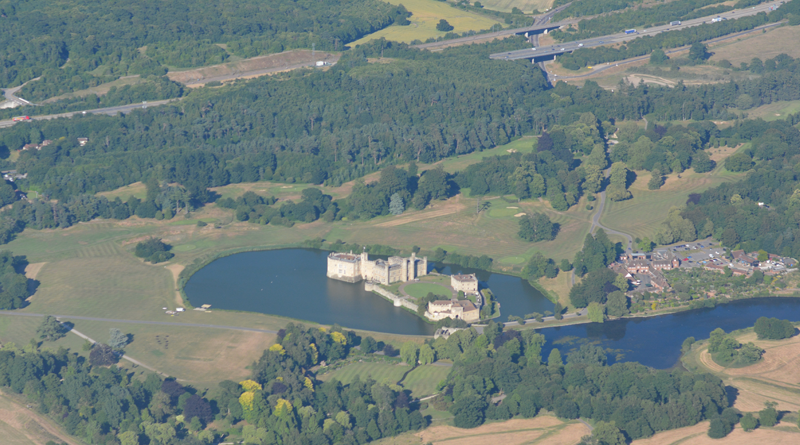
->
599 150 746 241
348 0 502 46
683 329 800 413
0 389 81 445
317 361 450 398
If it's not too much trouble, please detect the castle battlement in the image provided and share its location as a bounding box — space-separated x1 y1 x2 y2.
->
327 251 428 285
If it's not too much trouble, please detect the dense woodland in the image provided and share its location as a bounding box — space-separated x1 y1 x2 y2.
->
0 0 408 92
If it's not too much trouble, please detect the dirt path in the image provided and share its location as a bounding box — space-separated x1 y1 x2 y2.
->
698 349 725 373
165 263 186 307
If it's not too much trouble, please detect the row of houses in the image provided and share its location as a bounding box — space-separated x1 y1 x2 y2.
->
21 137 87 151
704 250 796 276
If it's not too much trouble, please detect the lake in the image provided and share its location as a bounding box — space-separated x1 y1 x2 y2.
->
184 248 800 369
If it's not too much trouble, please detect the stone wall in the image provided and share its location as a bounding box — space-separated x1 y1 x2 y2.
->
366 282 419 312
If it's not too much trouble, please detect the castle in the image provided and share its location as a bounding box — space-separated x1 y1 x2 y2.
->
327 251 428 285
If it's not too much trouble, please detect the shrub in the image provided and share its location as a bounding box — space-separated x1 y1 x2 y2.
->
134 238 175 263
754 317 795 340
707 418 732 438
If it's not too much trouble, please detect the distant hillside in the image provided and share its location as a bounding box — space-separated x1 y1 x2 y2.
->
0 0 408 92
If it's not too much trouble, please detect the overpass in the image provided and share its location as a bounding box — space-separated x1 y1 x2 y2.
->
490 0 784 61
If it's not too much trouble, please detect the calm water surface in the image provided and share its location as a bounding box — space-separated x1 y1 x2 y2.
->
185 249 800 368
185 249 553 335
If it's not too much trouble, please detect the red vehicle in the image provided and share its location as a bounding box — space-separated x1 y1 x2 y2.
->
11 116 30 122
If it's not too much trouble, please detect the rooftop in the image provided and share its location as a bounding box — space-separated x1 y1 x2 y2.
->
452 274 477 282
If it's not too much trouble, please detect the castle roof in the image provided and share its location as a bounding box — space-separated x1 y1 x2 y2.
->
452 274 477 282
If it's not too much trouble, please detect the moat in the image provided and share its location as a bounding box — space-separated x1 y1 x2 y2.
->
184 248 800 368
184 248 554 335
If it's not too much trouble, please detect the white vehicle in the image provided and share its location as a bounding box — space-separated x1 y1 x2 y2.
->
532 47 536 50
578 43 584 47
561 48 565 50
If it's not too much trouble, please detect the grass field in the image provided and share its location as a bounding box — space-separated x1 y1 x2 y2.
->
420 136 538 174
474 0 554 13
40 75 149 103
0 390 81 445
400 365 451 397
349 0 502 46
600 148 746 241
741 100 800 121
319 361 410 386
404 283 452 299
710 24 800 65
683 329 800 413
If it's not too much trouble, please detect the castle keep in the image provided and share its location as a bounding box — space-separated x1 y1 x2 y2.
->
327 251 428 285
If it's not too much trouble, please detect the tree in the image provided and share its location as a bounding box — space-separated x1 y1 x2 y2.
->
418 344 435 365
183 394 213 424
400 341 419 366
134 238 174 263
591 421 626 445
692 151 715 173
741 412 758 431
647 171 663 190
650 49 669 65
707 418 733 438
560 259 572 271
108 328 128 349
118 430 139 445
436 19 454 32
361 336 378 354
606 291 629 317
587 302 605 323
518 213 556 242
567 344 607 366
553 302 563 320
583 164 604 193
451 394 487 428
37 315 65 342
89 343 118 366
759 402 778 427
613 273 629 291
689 43 710 61
547 348 563 368
754 317 795 340
389 193 404 215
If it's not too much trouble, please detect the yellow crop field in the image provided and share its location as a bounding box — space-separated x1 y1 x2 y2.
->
349 0 502 46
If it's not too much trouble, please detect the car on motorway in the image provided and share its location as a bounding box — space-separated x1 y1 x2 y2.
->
561 48 565 50
670 20 681 25
578 43 583 47
532 47 536 50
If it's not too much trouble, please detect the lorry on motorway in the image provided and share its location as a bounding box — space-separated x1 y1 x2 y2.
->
670 20 681 25
624 29 637 34
11 116 30 122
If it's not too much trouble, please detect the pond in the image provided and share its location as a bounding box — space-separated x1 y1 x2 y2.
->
184 248 553 336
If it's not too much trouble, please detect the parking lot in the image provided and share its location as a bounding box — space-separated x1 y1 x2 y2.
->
664 238 727 269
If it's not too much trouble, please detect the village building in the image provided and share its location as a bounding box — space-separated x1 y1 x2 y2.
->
425 299 480 323
77 138 88 146
731 250 758 268
450 274 478 293
327 251 428 285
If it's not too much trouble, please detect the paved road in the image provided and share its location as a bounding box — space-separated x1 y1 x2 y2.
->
2 81 36 108
491 0 784 60
412 4 571 51
0 99 177 129
0 311 279 334
552 21 783 81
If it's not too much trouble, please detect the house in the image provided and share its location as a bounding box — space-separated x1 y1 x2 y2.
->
426 299 480 323
731 250 758 267
451 274 478 293
651 250 680 270
77 138 88 146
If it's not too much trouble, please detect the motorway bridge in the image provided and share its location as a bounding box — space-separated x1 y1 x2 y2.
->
490 0 784 61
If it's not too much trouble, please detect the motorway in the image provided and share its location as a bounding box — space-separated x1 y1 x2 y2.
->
412 4 571 50
0 99 177 129
491 0 785 60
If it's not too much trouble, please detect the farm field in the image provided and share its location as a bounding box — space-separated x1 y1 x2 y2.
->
376 415 590 445
475 0 553 13
683 329 800 413
632 420 800 444
599 149 746 241
349 0 502 46
0 390 81 445
709 24 800 64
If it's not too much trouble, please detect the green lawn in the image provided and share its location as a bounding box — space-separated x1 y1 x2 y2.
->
400 365 451 397
404 283 452 300
318 361 410 386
